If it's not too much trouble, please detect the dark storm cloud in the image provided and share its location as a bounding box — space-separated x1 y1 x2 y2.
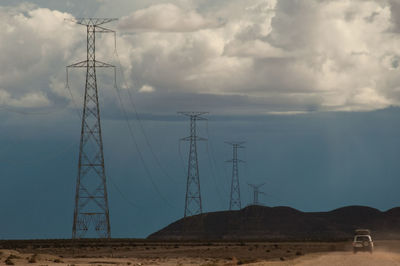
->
389 0 400 32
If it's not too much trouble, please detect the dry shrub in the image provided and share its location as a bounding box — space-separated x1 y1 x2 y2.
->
237 259 257 265
28 254 37 263
5 256 14 265
54 258 64 263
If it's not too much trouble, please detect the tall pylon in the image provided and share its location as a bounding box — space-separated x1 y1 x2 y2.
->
179 112 208 217
226 141 245 210
67 18 117 239
248 183 265 206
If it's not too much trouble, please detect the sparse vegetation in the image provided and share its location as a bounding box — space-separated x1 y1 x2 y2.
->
28 254 37 263
0 239 352 265
200 263 218 266
237 258 257 265
5 256 14 265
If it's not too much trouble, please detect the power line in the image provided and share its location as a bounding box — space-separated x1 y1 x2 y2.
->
178 139 188 176
113 81 176 209
205 121 229 194
65 67 82 119
203 120 226 209
113 42 178 185
108 175 141 209
0 105 66 116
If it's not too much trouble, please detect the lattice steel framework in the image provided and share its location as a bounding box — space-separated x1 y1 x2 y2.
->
226 141 245 210
67 18 117 239
179 112 208 217
248 183 265 206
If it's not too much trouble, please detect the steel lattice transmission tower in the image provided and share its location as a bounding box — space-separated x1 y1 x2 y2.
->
67 18 117 239
179 112 208 217
226 141 245 210
248 183 265 206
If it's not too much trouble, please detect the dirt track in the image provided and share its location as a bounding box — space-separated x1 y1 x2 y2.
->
3 250 400 265
256 251 400 266
2 240 400 265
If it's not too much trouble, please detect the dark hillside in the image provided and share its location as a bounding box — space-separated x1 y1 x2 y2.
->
148 205 400 241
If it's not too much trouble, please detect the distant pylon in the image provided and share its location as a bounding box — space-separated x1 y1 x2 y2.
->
179 112 208 217
226 141 245 210
67 18 117 239
248 183 265 206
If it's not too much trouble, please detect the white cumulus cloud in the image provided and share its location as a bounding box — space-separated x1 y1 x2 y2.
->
118 3 221 32
2 0 400 114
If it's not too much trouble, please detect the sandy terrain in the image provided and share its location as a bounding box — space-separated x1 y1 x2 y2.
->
3 250 400 265
255 251 400 266
0 240 400 265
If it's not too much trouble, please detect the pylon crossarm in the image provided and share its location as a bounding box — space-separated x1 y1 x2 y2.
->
180 136 207 142
67 60 115 68
67 60 88 68
66 18 118 26
178 111 209 117
94 60 115 68
225 141 246 146
95 26 115 33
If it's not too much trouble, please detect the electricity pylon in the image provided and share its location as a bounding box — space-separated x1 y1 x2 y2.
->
226 141 245 210
67 18 117 239
179 112 208 217
248 183 265 206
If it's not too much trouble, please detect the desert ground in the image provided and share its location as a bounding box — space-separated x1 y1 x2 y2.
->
1 240 400 265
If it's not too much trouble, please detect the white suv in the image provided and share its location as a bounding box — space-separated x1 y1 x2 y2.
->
353 234 374 253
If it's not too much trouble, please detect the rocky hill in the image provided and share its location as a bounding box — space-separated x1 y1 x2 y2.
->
148 205 400 241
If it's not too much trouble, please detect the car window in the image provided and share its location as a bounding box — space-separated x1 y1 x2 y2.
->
355 236 370 242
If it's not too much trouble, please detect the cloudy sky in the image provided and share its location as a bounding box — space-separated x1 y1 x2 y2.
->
1 0 400 239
